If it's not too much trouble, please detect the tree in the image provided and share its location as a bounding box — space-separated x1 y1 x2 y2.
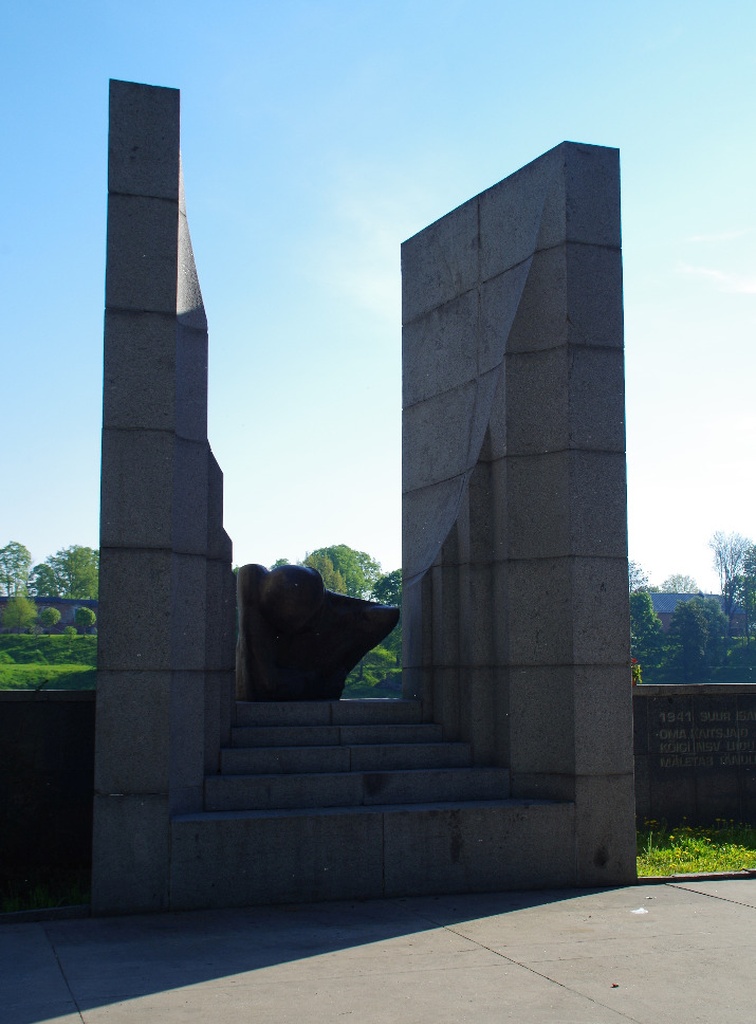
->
660 574 699 593
667 597 728 682
29 545 99 599
39 606 62 631
629 560 650 593
303 545 381 599
28 562 58 597
371 568 402 607
733 544 756 644
630 591 664 676
301 551 347 594
0 541 32 596
709 531 751 631
74 606 97 633
2 593 38 633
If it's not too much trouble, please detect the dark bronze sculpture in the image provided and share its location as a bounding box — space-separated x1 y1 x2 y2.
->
236 564 400 700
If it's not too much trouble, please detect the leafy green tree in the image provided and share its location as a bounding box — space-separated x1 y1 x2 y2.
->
0 541 32 596
368 569 403 685
667 597 728 682
2 593 38 633
660 574 699 593
372 568 402 607
38 606 62 631
302 552 347 594
29 545 99 599
28 562 58 597
74 606 97 633
630 591 665 676
698 597 729 663
304 545 381 599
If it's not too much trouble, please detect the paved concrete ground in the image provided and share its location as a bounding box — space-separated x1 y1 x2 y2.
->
2 880 755 1023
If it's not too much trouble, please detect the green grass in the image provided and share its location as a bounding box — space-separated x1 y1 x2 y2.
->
0 664 96 690
0 634 97 689
1 867 90 914
637 820 756 876
0 634 96 665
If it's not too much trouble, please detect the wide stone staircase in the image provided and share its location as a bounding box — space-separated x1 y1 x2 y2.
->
170 699 574 908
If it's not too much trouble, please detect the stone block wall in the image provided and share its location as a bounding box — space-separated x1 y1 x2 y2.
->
402 143 635 885
92 81 236 914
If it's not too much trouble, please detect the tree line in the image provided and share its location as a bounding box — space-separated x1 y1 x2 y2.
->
630 531 756 684
0 541 99 635
0 541 99 599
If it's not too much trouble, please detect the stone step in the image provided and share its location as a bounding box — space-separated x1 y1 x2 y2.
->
234 699 423 728
170 798 576 909
230 722 444 747
219 741 472 775
205 766 510 811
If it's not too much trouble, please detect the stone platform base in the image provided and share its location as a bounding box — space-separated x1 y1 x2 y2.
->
167 699 575 909
170 799 575 908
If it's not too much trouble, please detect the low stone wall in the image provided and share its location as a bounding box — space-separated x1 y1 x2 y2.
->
0 690 95 869
4 685 755 874
634 684 756 825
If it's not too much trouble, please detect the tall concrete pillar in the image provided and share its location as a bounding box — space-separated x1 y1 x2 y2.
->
402 143 636 885
92 81 235 913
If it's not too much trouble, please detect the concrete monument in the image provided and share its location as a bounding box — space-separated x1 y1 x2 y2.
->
402 142 636 883
92 80 236 913
90 80 634 912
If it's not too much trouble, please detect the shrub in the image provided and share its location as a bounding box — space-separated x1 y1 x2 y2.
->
1 594 37 633
74 607 96 633
39 607 62 631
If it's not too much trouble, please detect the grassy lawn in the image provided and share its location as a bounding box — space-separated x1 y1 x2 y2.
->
0 664 96 690
0 634 96 663
637 820 756 876
0 634 96 690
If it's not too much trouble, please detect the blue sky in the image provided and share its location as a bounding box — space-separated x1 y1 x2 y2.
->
2 1 755 591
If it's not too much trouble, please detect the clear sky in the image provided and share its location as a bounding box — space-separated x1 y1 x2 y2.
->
2 1 754 592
